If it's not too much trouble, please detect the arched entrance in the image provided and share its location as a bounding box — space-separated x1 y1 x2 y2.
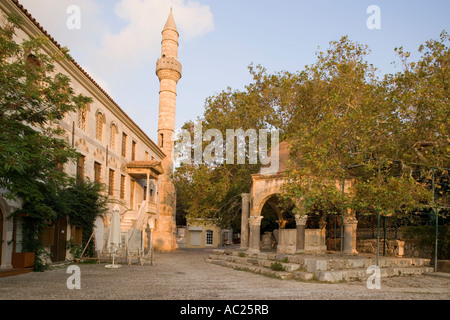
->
260 194 295 251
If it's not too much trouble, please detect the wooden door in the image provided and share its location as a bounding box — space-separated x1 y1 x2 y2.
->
51 217 67 262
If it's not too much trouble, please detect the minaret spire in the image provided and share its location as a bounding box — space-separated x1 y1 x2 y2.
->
163 9 177 33
154 10 182 251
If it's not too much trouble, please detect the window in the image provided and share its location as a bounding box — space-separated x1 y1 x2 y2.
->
131 141 137 161
206 230 213 246
78 106 87 131
55 155 64 173
96 112 104 141
94 162 102 183
159 133 164 148
76 155 85 183
108 169 115 196
120 175 126 200
25 54 44 88
122 133 127 157
110 124 118 151
26 54 41 67
71 226 83 246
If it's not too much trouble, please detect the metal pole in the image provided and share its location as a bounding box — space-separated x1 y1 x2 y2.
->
377 211 380 267
376 162 381 267
383 215 386 256
432 168 438 272
435 208 438 272
340 177 345 256
150 228 154 266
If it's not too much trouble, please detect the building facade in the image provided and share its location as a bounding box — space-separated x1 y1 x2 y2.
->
0 0 178 270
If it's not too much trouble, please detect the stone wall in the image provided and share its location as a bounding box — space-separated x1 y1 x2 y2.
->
357 239 405 257
356 238 434 259
403 239 434 259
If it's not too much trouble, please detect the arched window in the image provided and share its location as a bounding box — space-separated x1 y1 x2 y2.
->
78 106 88 131
96 112 104 142
26 54 41 67
110 123 118 151
205 230 213 246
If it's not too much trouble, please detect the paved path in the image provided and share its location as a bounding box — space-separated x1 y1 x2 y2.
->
0 248 449 300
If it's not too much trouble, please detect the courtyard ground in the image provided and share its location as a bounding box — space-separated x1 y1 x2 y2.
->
0 247 448 300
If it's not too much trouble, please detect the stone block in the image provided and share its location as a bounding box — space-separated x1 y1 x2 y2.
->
266 253 277 260
289 255 306 265
349 259 365 269
257 253 268 260
328 259 344 270
306 259 328 273
275 254 289 261
437 260 450 273
342 269 365 281
281 263 301 272
292 271 315 281
317 271 343 282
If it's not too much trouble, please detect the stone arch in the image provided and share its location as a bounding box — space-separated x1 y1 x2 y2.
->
250 177 286 217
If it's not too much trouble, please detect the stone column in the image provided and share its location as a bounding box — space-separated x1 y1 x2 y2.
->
295 214 308 253
247 216 263 253
240 193 250 249
343 216 358 255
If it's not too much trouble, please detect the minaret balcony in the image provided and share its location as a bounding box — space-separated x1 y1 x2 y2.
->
156 57 182 79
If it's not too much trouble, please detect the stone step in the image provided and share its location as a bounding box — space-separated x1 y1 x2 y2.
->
211 249 431 271
207 253 434 283
317 266 435 282
206 258 294 280
209 254 304 272
292 271 316 281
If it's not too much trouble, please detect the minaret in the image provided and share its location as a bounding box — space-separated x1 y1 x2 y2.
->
155 10 181 251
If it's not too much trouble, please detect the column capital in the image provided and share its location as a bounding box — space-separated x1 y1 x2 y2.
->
249 215 263 226
241 193 250 200
295 214 308 226
343 216 358 225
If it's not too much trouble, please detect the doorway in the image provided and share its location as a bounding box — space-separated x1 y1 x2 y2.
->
51 217 67 262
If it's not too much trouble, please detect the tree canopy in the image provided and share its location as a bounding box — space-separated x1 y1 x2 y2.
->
0 15 105 269
174 31 449 228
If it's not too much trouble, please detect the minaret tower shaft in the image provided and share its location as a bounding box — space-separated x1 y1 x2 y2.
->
155 10 181 251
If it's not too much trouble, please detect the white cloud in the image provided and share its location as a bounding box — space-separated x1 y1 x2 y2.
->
18 0 105 49
95 0 214 73
17 0 214 101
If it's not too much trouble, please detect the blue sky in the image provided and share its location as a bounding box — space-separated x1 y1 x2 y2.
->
18 0 450 143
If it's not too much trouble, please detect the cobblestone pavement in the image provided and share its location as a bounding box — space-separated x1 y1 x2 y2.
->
0 248 449 300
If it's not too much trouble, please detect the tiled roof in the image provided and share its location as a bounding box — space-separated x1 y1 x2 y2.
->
126 160 161 168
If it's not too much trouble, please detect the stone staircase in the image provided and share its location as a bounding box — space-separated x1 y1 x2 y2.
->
206 249 434 283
